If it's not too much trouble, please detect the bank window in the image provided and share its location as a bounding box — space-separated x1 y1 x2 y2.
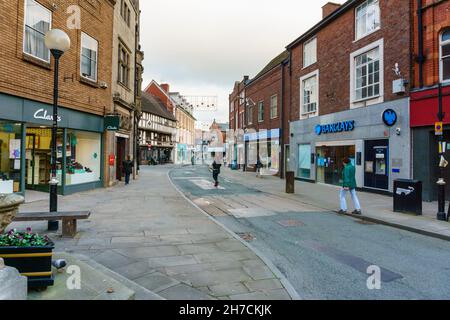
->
270 95 278 119
258 101 264 122
303 37 317 68
355 47 380 101
80 32 98 82
441 30 450 83
301 73 318 116
298 144 312 179
24 0 51 62
65 131 101 186
118 43 130 87
355 0 380 41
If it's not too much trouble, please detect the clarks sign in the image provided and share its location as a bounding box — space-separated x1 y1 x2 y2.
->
33 109 62 122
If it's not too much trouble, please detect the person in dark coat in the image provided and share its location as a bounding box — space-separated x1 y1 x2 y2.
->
211 152 222 188
123 155 134 185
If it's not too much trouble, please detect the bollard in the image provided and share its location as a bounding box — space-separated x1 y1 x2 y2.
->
286 171 295 194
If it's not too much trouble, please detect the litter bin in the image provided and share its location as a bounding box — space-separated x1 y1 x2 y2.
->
393 179 422 215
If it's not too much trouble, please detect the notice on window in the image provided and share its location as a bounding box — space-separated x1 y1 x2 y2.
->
9 139 21 159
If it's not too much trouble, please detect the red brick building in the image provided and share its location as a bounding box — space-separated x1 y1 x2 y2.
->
410 0 450 201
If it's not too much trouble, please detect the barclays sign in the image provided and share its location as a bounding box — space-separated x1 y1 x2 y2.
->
315 120 355 135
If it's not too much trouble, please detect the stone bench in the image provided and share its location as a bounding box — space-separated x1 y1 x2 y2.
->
14 211 91 238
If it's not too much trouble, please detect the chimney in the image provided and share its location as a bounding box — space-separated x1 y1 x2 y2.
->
161 83 170 93
322 2 341 19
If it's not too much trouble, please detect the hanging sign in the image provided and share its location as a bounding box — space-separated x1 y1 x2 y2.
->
435 122 443 136
382 109 398 127
105 115 120 131
109 155 115 166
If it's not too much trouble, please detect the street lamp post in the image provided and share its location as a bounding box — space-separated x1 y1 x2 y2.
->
44 29 71 231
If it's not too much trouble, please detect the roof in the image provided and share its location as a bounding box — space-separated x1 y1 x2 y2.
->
286 0 356 49
249 50 289 84
141 93 177 121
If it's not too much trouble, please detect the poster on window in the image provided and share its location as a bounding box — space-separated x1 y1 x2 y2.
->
9 139 21 159
270 140 279 173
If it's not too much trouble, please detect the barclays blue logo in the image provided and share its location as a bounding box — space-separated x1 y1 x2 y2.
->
382 109 398 127
315 125 322 135
315 120 355 135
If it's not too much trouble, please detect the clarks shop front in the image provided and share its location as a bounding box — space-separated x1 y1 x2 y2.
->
289 98 411 193
0 93 104 195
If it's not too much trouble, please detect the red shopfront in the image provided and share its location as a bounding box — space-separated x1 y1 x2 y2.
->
411 84 450 201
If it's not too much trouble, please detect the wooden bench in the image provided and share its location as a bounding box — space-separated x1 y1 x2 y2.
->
14 211 91 238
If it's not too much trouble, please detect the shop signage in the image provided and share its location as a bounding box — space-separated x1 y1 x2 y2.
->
105 115 120 131
435 122 443 136
315 120 355 135
33 109 62 122
109 155 115 166
382 109 398 127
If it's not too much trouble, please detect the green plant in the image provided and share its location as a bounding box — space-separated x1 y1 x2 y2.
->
0 228 51 247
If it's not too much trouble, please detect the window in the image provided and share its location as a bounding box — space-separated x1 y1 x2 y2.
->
355 47 380 101
118 43 130 87
298 144 312 179
258 101 264 122
301 71 319 116
248 105 253 125
303 37 317 68
270 95 278 119
24 0 51 62
355 0 380 40
80 33 98 82
441 30 450 83
230 102 234 113
120 0 131 26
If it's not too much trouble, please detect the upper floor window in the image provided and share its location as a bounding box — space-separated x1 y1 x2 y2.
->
248 105 253 125
230 102 234 113
80 33 98 82
303 37 317 68
118 43 131 87
258 101 264 122
441 30 450 83
355 47 380 101
24 0 51 62
355 0 380 41
301 71 319 117
120 0 131 26
270 95 278 119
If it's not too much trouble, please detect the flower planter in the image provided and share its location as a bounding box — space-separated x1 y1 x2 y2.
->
0 242 55 289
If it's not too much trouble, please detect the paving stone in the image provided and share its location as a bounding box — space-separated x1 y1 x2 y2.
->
113 261 155 280
158 284 215 300
177 243 222 255
243 266 276 281
92 250 134 270
176 269 252 287
111 237 150 244
133 272 180 293
208 282 250 297
215 239 249 252
148 255 199 268
194 251 256 263
228 292 273 300
264 289 292 300
243 279 283 291
242 259 267 268
115 246 180 259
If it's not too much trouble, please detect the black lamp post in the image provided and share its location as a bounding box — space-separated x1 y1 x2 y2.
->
45 29 71 231
436 83 447 221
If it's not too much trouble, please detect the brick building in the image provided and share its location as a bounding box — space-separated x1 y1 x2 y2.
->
288 0 412 194
410 0 450 200
0 0 115 195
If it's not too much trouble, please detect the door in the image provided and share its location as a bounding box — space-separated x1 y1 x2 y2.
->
25 134 37 189
116 137 126 181
364 139 389 190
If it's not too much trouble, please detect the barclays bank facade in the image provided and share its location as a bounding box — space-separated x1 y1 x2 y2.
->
289 97 411 194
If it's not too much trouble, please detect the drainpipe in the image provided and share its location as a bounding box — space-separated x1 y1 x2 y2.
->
417 0 424 88
280 62 285 179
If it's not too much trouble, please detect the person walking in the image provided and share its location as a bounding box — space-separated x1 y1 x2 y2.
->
256 156 262 178
211 153 222 188
123 155 134 185
339 158 362 215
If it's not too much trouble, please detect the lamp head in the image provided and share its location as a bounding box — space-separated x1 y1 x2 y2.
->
45 29 71 54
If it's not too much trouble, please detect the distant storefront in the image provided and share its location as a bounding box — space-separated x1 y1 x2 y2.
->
244 129 281 175
290 98 411 193
0 93 104 195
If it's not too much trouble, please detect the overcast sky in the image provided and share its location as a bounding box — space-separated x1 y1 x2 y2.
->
140 0 334 127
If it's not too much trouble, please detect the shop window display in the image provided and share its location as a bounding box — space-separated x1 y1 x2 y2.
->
298 144 312 179
0 121 22 194
64 130 101 185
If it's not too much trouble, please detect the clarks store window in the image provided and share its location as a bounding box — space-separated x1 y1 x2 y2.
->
0 122 22 194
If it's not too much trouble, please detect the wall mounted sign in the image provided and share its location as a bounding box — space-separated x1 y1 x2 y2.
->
382 109 398 127
105 115 120 131
33 108 62 122
315 120 355 135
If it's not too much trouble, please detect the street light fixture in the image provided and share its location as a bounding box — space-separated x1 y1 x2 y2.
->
45 29 71 231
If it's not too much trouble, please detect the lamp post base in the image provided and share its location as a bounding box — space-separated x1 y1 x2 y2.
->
48 180 59 231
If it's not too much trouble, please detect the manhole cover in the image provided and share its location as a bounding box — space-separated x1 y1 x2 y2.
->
237 232 255 242
355 220 376 225
277 219 305 227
